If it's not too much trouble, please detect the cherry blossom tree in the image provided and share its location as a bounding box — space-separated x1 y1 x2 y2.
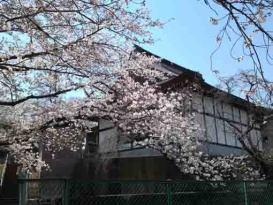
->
0 0 207 179
138 104 262 180
0 53 201 176
214 70 273 179
0 0 268 180
0 0 162 106
202 0 273 112
2 50 257 181
0 0 163 171
198 0 273 179
204 0 273 82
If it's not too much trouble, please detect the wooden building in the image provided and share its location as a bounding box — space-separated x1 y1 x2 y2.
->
73 46 269 180
0 46 272 199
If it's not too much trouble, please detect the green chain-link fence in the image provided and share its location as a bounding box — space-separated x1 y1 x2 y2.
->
18 179 273 205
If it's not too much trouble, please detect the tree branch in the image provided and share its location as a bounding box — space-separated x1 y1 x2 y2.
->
0 86 84 106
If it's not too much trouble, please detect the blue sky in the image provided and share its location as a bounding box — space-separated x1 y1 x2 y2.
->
140 0 272 87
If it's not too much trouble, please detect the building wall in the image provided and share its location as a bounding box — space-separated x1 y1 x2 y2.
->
97 92 262 157
41 149 83 179
94 58 264 157
193 94 262 154
261 118 273 155
80 156 190 180
0 163 18 198
42 59 265 180
98 119 118 153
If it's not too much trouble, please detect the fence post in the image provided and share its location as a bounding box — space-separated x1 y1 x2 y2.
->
62 179 70 205
166 182 173 205
243 181 248 205
18 180 27 205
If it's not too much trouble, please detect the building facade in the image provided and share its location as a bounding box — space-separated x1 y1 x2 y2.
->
0 46 269 186
79 46 266 180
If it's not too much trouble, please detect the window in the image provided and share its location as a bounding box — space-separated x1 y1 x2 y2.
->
250 129 259 148
223 103 233 120
85 127 99 154
214 100 223 118
225 122 236 146
198 98 262 150
195 113 205 140
205 115 217 143
240 110 248 125
233 107 240 122
216 118 226 144
204 96 214 114
192 94 203 112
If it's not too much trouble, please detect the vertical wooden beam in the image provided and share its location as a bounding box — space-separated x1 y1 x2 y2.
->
212 97 219 144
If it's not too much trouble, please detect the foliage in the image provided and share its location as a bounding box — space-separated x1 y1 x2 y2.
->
0 0 163 171
202 0 273 179
0 0 268 181
205 0 273 82
0 0 162 106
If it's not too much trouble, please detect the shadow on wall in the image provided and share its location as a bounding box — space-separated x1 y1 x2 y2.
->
43 155 192 180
